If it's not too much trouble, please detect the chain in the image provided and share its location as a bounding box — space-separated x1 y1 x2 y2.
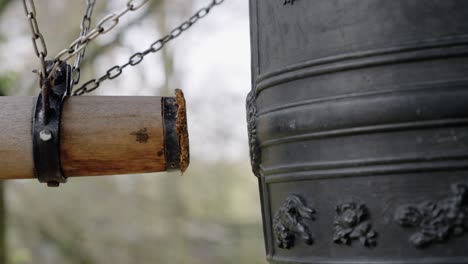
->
22 0 48 79
71 0 97 87
22 0 225 95
47 0 150 80
73 0 225 96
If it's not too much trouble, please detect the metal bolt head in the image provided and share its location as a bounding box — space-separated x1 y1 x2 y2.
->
39 130 53 142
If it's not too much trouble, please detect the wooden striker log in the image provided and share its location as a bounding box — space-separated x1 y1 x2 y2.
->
0 90 189 180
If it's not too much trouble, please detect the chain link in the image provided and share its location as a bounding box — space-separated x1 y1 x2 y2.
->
71 0 97 87
23 0 224 95
74 0 225 96
47 0 150 80
22 0 48 78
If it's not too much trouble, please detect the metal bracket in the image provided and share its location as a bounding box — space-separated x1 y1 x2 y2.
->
32 61 71 187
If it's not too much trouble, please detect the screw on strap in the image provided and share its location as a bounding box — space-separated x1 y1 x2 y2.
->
32 61 71 187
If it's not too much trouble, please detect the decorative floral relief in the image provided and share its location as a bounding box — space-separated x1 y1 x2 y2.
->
333 202 377 247
394 183 468 248
273 194 316 249
283 0 296 5
246 91 260 177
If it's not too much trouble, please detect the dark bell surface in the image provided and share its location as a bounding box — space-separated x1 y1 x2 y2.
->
248 0 468 263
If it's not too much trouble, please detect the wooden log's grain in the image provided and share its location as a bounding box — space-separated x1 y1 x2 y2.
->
0 95 189 180
0 97 35 179
61 96 167 177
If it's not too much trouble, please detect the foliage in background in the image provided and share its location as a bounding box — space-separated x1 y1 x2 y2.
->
0 0 8 13
0 74 16 95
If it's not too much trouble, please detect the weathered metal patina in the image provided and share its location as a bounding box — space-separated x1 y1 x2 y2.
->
248 0 468 263
33 62 71 187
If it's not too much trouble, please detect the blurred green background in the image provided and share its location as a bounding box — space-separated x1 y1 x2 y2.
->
0 0 265 263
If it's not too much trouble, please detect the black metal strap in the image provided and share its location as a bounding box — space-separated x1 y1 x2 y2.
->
162 97 181 171
32 62 71 187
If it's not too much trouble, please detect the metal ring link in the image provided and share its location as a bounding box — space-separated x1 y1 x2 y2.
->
39 53 47 78
56 52 74 66
141 48 152 56
76 45 88 59
127 0 149 11
129 53 144 65
119 62 131 70
64 44 88 62
82 79 100 93
28 16 40 36
180 21 191 31
72 67 81 85
70 37 92 55
98 75 109 83
73 44 87 55
84 28 101 41
170 28 182 38
73 89 84 96
22 0 36 16
81 16 92 31
31 33 48 57
189 15 199 24
26 12 35 20
197 8 209 18
73 86 87 96
150 40 164 52
69 36 87 49
97 14 119 34
115 7 132 20
162 35 173 43
107 66 123 79
47 61 62 79
55 47 74 62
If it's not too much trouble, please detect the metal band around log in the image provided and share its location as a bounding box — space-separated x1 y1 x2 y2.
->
162 96 181 171
32 62 71 187
162 89 190 173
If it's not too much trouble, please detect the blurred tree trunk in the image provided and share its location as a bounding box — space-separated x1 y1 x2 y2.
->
0 91 6 264
0 2 11 263
0 3 12 263
155 1 191 262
